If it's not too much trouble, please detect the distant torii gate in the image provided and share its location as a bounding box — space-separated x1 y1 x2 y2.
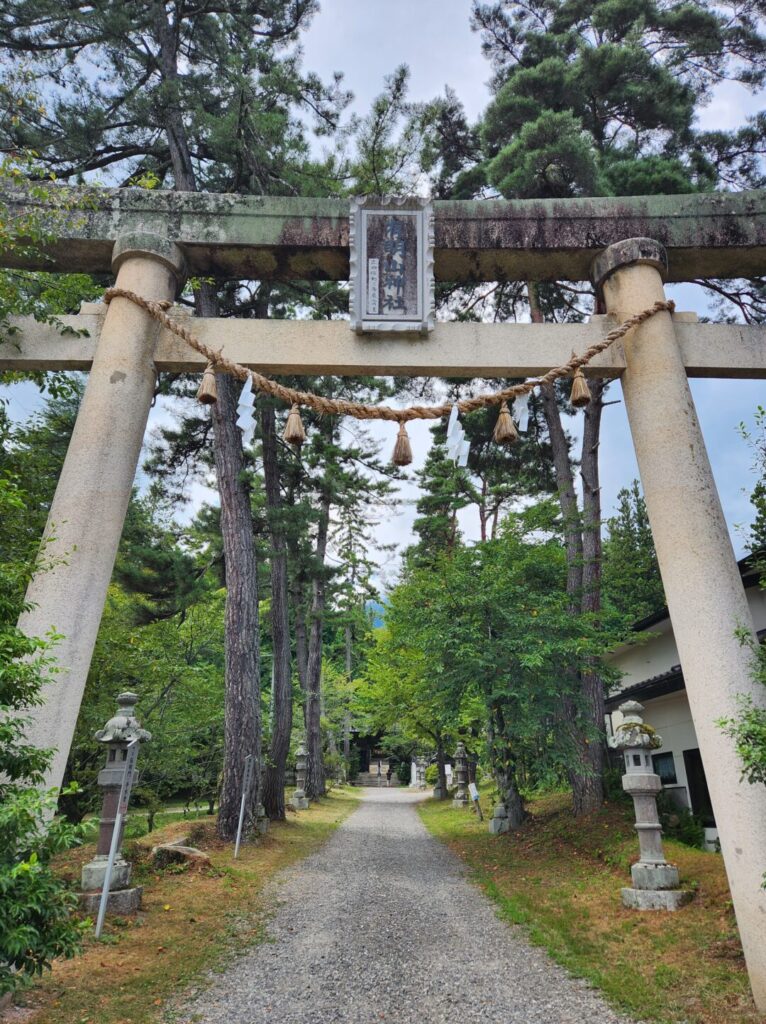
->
3 187 766 1008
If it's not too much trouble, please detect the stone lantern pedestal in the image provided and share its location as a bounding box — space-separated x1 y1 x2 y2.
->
488 802 510 836
610 701 693 911
79 692 151 915
452 741 469 808
290 740 310 810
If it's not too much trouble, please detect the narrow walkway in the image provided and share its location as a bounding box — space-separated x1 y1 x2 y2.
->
180 790 635 1023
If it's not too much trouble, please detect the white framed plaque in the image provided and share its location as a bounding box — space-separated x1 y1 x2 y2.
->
349 196 434 336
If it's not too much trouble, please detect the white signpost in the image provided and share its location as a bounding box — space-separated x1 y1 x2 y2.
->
234 753 255 859
468 782 483 822
95 738 139 939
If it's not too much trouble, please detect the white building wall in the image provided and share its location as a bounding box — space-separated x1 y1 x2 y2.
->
608 585 766 696
608 578 764 840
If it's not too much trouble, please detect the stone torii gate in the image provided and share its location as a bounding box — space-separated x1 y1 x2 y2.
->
3 186 766 1008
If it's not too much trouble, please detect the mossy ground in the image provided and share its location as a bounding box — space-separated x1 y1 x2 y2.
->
15 788 359 1024
419 792 762 1024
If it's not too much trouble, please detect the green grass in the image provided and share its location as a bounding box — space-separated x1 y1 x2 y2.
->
419 793 759 1024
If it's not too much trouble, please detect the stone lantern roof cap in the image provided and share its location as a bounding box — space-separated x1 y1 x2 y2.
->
609 700 662 751
94 691 152 744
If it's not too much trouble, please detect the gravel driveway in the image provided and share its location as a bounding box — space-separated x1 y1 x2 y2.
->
178 789 635 1024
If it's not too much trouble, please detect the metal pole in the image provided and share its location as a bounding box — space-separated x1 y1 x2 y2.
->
234 754 254 860
95 739 138 939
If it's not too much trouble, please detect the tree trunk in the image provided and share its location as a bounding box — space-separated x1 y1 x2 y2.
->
304 487 331 799
436 739 448 798
292 576 309 697
488 706 526 828
155 13 261 840
343 624 352 765
573 379 607 814
211 367 261 839
260 402 292 821
528 281 606 816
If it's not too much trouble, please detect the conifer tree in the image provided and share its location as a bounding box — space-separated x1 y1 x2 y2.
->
602 481 665 622
444 0 766 814
0 0 349 837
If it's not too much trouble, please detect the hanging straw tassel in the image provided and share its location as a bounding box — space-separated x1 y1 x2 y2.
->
569 356 591 408
283 404 307 446
196 363 218 405
493 401 519 445
392 422 413 466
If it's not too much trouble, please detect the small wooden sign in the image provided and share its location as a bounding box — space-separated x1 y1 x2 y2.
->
350 196 434 336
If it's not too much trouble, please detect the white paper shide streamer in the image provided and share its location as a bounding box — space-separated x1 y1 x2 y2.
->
512 393 530 432
236 376 256 446
446 404 470 468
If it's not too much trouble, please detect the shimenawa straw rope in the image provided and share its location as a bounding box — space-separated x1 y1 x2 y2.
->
103 287 674 425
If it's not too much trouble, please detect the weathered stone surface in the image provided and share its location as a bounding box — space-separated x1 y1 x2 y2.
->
81 856 131 892
79 886 143 915
290 794 309 811
4 185 766 282
631 862 680 891
488 816 510 836
5 310 766 381
489 804 510 836
621 887 694 912
151 841 211 871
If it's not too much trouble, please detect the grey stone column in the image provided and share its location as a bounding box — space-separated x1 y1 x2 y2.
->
290 740 309 810
592 238 766 1010
19 234 185 793
452 741 469 808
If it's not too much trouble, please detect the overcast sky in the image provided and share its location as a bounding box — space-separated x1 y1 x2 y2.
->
4 1 765 584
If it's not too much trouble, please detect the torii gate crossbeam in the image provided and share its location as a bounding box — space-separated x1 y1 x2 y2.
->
2 187 766 1010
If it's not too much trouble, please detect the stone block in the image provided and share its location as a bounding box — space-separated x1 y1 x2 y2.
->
290 794 309 810
151 843 211 871
631 861 680 890
79 886 143 915
452 796 469 809
81 856 131 893
621 887 693 911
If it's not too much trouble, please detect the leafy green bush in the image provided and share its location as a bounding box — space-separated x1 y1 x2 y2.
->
0 473 86 995
656 790 705 849
395 760 411 785
425 763 439 785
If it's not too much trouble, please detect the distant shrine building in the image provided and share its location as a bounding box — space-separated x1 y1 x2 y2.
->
606 554 766 850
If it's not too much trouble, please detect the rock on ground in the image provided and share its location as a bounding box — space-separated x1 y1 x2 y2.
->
178 789 638 1024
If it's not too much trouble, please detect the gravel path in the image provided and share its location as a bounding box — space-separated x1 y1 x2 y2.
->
179 789 636 1024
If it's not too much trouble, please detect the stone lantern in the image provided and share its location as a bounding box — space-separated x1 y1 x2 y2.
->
416 756 427 790
610 701 692 911
290 739 309 810
79 692 151 914
452 741 469 808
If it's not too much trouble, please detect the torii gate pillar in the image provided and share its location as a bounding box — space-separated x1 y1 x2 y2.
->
593 238 766 1011
18 232 185 793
